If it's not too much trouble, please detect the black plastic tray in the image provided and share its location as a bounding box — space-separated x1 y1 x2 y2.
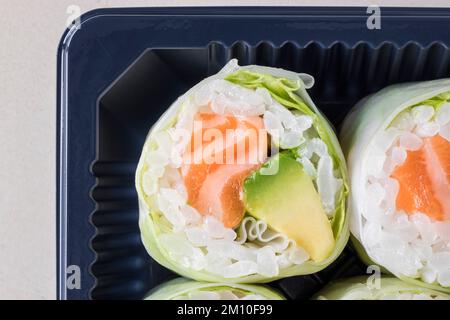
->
57 6 450 300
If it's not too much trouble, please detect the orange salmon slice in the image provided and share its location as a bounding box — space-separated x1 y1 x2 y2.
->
182 112 267 228
391 134 450 221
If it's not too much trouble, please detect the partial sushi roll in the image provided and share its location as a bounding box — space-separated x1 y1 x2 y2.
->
314 276 450 300
136 59 349 283
145 278 284 300
341 79 450 291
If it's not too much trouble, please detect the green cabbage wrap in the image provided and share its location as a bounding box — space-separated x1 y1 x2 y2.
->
314 276 450 300
145 278 285 300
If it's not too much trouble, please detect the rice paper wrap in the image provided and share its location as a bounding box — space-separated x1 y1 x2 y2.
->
136 59 349 283
340 79 450 292
314 276 450 300
145 278 285 300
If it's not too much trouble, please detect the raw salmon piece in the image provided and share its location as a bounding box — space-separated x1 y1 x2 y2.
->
182 112 267 228
425 135 450 219
391 134 450 221
193 165 257 228
186 113 238 156
429 135 450 182
182 113 239 203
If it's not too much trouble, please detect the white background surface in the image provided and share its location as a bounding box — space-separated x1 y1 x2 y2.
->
1 0 450 300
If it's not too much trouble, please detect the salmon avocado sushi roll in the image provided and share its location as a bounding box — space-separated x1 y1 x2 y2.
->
136 60 349 282
341 79 450 291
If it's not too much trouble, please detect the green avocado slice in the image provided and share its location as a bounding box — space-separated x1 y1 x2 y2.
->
243 153 335 262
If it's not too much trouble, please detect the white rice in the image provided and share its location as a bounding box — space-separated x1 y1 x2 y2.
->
141 78 342 278
361 103 450 287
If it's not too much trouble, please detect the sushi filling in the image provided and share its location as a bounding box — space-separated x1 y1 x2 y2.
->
140 75 343 278
362 100 450 286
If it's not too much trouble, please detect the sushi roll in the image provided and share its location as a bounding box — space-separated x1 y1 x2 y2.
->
341 79 450 291
136 59 349 282
314 276 449 300
145 278 284 300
